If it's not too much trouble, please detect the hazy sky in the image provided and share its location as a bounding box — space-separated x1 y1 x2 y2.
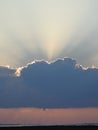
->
0 0 98 67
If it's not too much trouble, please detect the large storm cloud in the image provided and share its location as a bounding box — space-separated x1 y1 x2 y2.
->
0 58 98 108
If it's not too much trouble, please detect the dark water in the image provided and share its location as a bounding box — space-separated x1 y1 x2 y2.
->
0 125 98 130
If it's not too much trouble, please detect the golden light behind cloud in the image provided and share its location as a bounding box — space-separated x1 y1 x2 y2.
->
0 0 98 67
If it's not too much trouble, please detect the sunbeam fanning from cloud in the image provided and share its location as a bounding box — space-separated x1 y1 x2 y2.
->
0 0 98 68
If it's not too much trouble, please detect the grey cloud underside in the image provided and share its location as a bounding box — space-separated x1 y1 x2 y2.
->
0 58 98 108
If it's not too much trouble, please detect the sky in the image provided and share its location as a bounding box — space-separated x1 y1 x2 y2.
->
0 0 98 67
0 0 98 125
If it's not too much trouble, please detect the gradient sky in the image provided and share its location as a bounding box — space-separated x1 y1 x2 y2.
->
0 0 98 67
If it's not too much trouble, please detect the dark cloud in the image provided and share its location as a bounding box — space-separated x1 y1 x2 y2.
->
0 66 15 77
0 58 98 108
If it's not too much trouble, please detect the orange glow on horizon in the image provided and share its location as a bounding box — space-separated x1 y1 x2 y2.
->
0 108 98 125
